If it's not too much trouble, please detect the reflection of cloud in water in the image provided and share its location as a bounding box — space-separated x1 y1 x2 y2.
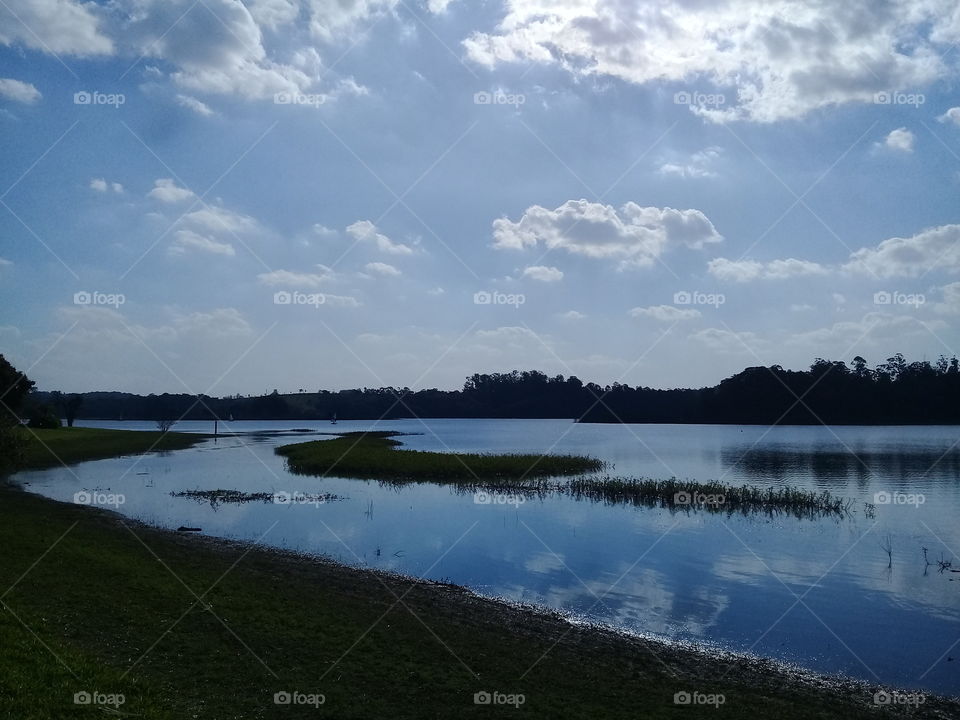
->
500 564 729 638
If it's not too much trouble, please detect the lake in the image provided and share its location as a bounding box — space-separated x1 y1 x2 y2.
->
13 419 960 697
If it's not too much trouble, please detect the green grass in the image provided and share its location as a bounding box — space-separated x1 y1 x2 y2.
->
16 426 204 470
276 431 605 481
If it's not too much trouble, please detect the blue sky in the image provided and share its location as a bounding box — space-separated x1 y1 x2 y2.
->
2 0 960 394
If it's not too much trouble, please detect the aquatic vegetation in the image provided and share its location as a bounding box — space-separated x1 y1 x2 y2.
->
171 488 340 509
275 431 606 481
561 476 851 519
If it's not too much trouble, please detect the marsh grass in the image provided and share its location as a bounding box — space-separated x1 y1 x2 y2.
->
171 488 340 509
16 427 204 470
276 431 605 481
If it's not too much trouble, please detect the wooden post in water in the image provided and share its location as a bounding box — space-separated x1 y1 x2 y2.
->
214 419 218 437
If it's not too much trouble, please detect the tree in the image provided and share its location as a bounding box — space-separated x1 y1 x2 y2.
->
0 355 35 471
64 394 83 427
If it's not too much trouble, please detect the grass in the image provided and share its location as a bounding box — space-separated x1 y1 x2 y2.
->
563 477 852 519
3 427 956 718
16 426 205 470
276 431 605 481
171 488 341 508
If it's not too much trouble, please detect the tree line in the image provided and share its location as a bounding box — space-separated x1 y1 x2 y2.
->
9 353 960 426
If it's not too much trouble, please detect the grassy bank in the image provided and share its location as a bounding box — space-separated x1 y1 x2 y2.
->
3 429 957 718
17 426 205 470
276 430 605 481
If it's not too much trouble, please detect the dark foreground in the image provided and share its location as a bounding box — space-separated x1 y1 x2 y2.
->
2 430 958 718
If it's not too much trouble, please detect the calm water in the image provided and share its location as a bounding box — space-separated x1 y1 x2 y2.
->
14 419 960 696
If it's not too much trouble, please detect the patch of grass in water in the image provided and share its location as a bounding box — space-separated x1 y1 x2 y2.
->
275 431 605 481
171 488 340 508
16 427 205 470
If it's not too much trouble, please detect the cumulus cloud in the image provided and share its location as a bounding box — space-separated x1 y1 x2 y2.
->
708 257 829 282
346 220 414 255
846 224 960 278
148 178 195 203
463 0 953 123
169 229 235 256
175 94 214 116
558 310 585 320
0 77 41 104
180 205 259 235
522 265 564 282
493 200 722 270
0 257 12 266
90 178 124 193
0 0 113 55
939 107 960 126
629 305 700 321
365 261 401 276
882 127 915 152
786 312 940 348
932 282 960 314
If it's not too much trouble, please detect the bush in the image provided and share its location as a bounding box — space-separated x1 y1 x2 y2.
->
27 407 61 430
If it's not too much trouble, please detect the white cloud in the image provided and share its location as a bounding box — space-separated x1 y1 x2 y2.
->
0 257 12 266
522 265 564 282
629 305 700 322
493 200 721 270
939 107 960 126
365 261 401 277
658 147 721 179
558 310 585 320
90 178 123 193
169 229 235 256
933 282 960 314
464 0 952 123
257 268 335 288
148 178 195 203
708 257 829 282
426 0 457 13
846 224 960 278
0 77 41 104
346 220 414 255
0 0 113 55
427 287 445 296
175 94 214 116
181 205 258 235
787 312 940 348
882 127 915 152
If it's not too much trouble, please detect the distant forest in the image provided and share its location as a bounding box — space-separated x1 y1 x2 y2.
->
23 353 960 425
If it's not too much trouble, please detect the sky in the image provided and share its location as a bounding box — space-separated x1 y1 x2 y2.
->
2 0 960 395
